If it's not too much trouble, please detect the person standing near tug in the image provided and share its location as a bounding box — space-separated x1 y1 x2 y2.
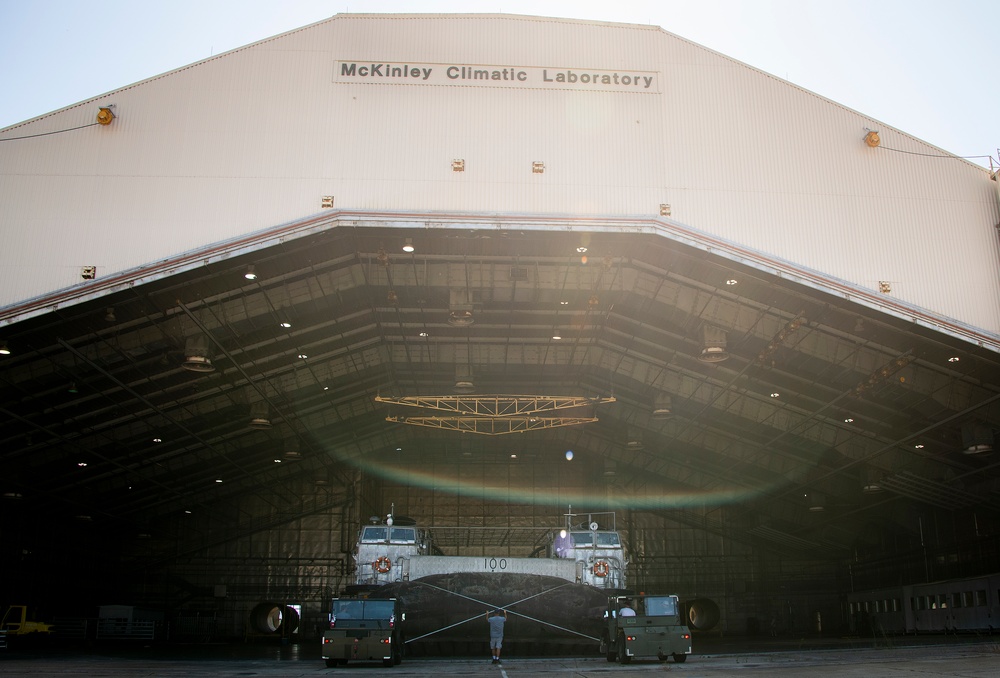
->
487 608 508 664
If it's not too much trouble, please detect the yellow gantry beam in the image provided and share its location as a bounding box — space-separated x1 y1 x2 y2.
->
384 415 600 435
374 394 615 416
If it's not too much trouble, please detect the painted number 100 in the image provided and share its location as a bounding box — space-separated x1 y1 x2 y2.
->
484 558 507 571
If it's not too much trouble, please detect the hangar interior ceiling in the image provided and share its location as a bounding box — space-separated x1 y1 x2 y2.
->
2 211 999 586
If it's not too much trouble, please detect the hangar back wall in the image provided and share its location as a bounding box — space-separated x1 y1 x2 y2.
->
1 13 999 339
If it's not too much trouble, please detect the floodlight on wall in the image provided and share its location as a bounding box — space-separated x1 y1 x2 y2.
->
652 394 673 420
402 238 415 253
249 402 273 430
699 325 729 363
181 335 215 372
96 106 116 125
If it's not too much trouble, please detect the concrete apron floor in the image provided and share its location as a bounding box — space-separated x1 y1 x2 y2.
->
2 638 1000 677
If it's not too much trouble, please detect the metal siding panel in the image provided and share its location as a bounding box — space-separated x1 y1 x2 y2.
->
1 14 997 335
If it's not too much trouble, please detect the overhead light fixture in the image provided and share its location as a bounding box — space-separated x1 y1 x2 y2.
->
67 381 78 394
244 265 258 280
861 468 883 494
552 334 562 340
454 365 475 394
297 353 308 359
698 325 729 363
625 427 643 450
249 402 272 430
449 310 474 327
576 246 588 253
948 356 960 363
448 288 474 326
283 440 302 460
402 238 415 253
770 392 780 398
104 307 116 322
419 331 429 337
182 335 215 372
0 342 10 355
652 394 673 420
807 492 825 512
961 422 994 455
387 290 398 303
725 279 738 286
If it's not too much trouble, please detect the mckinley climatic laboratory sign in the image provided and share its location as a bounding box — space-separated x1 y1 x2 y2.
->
335 61 659 92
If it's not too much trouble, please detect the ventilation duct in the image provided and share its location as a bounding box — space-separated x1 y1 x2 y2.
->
182 335 215 372
698 325 729 363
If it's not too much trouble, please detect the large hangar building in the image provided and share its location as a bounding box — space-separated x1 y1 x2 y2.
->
1 13 999 645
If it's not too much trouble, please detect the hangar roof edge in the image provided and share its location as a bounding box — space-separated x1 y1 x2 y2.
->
1 208 997 355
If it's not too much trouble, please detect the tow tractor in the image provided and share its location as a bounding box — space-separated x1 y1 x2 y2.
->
322 596 403 668
599 594 691 664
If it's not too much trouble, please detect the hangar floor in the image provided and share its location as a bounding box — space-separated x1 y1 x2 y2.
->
1 636 998 676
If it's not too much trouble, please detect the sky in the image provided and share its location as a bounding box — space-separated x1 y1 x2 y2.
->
1 0 997 169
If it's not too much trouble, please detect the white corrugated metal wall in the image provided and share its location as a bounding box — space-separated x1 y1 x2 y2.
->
1 13 997 335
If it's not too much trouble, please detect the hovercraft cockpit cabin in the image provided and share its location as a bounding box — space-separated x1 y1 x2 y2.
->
353 509 626 591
